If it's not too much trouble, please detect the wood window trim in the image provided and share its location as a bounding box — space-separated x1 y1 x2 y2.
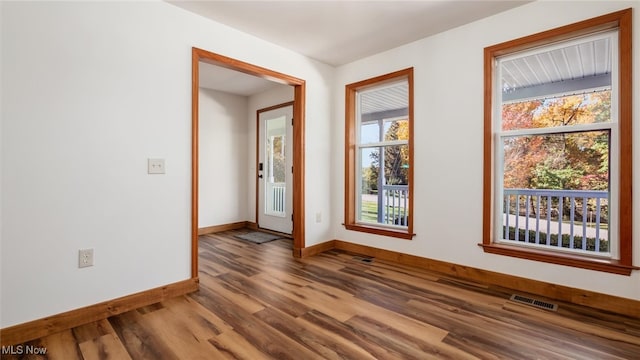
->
344 68 415 240
344 224 414 240
481 9 635 275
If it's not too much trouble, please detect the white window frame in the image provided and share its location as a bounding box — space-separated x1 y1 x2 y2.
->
355 113 409 229
493 31 619 259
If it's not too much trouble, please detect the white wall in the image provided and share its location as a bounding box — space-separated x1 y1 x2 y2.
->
0 1 333 327
199 88 249 227
333 1 640 300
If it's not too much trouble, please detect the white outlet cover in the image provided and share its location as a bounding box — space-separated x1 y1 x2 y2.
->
148 158 165 174
78 248 94 268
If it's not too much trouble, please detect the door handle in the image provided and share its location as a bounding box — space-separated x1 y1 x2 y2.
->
258 174 263 179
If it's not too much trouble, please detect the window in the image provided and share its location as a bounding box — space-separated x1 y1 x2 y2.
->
482 9 634 275
345 68 414 239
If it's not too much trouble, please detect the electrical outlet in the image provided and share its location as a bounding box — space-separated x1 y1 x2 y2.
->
78 249 94 268
315 212 322 223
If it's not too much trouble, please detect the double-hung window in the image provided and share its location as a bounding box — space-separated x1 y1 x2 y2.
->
345 68 414 239
482 9 634 275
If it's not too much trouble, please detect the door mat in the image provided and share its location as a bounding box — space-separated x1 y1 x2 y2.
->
235 231 282 244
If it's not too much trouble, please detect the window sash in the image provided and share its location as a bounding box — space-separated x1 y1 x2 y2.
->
355 143 410 228
494 124 619 259
357 117 409 144
493 30 620 260
495 130 614 257
498 122 613 138
357 140 409 148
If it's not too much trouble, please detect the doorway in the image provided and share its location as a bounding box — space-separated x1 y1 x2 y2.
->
191 47 307 279
257 103 294 234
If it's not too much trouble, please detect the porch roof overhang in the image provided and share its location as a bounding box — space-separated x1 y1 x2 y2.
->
360 81 408 122
500 34 612 103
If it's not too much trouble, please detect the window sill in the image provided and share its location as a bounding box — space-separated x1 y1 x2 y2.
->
478 243 638 276
345 223 414 240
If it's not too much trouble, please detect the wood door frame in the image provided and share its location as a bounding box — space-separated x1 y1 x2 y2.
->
192 47 306 278
256 101 295 233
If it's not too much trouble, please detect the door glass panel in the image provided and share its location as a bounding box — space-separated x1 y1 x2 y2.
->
265 116 287 217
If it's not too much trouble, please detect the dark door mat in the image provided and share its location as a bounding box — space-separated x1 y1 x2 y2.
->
235 231 282 244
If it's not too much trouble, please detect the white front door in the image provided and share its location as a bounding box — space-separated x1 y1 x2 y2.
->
257 104 293 234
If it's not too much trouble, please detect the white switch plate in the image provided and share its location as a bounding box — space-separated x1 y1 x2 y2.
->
78 249 94 268
148 158 165 174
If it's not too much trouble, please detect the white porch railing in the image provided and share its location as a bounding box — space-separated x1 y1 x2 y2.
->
503 189 608 253
380 184 409 225
266 182 286 217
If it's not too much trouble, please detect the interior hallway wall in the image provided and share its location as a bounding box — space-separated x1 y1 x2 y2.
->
199 88 249 228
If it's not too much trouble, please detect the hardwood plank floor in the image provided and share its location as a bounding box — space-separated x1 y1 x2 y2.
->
4 228 640 359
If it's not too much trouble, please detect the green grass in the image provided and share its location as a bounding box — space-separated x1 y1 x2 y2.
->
360 200 407 224
360 201 378 222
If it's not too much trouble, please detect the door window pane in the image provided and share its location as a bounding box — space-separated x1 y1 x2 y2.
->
265 116 286 217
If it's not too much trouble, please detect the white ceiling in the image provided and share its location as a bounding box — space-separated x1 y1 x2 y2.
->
178 0 531 96
199 61 284 96
170 0 530 66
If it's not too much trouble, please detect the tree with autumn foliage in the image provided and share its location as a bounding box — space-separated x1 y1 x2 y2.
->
502 90 610 192
502 100 543 189
366 119 409 191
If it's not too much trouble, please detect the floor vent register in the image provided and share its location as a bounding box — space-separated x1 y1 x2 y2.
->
510 294 559 311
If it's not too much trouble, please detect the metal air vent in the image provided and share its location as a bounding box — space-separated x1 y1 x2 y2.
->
510 294 558 311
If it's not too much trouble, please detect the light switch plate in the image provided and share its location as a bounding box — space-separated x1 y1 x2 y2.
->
148 158 165 174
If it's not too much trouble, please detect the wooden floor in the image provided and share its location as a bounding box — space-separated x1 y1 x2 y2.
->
6 229 640 359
